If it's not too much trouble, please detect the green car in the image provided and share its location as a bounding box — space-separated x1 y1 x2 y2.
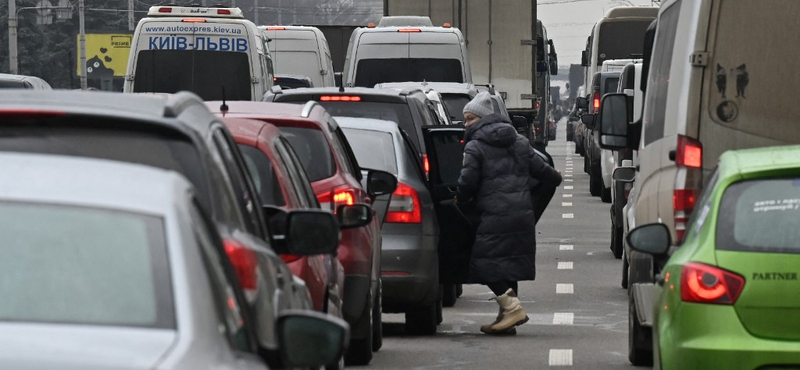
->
627 145 800 370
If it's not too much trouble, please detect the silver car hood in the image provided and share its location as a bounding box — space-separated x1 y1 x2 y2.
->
0 323 176 370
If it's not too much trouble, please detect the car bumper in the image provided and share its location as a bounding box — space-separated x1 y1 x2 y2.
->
660 304 800 370
380 232 439 311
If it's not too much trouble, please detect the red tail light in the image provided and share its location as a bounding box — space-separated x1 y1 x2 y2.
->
681 263 745 305
158 7 172 12
676 135 703 169
319 95 361 102
217 9 231 15
593 92 601 110
673 189 698 241
398 28 422 33
280 254 302 264
422 154 430 174
267 26 285 30
182 18 207 22
317 188 357 212
223 239 259 292
386 182 421 223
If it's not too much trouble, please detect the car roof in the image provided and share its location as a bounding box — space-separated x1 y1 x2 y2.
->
334 116 400 134
271 86 423 99
375 82 476 95
206 101 334 131
0 152 192 216
357 26 461 35
720 145 800 179
221 116 284 147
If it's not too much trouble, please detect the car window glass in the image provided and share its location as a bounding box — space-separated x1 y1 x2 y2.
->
686 168 719 238
237 144 286 207
315 101 420 150
332 127 362 178
274 139 312 208
189 200 251 352
279 137 320 207
341 128 398 175
213 130 263 237
717 178 800 254
0 201 174 328
354 59 463 87
278 126 336 182
642 1 682 145
441 94 472 122
400 130 426 182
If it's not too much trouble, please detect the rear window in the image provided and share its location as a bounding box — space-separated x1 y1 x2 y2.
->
237 144 286 206
604 77 620 95
717 178 800 254
354 58 463 87
0 125 211 207
341 128 398 174
134 50 252 101
597 20 653 65
316 101 420 149
276 126 335 182
441 94 472 122
0 201 174 328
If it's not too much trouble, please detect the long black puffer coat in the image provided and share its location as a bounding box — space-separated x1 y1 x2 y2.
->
457 114 562 283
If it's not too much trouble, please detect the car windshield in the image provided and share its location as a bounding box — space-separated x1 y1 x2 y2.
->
597 20 652 65
604 77 620 94
133 50 252 101
0 201 174 328
0 124 211 210
441 94 471 122
276 126 335 182
341 128 398 174
316 101 420 150
354 58 463 87
238 144 286 206
717 178 800 254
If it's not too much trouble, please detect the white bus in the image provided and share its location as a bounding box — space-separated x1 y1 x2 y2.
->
125 6 274 101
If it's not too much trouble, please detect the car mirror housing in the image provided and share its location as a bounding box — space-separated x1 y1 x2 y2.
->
627 223 671 256
511 115 528 130
366 169 398 198
581 113 595 129
612 167 636 183
576 97 588 110
285 210 340 256
277 311 349 368
598 93 631 150
336 203 373 229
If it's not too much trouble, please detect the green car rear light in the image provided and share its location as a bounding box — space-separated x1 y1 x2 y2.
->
681 262 745 305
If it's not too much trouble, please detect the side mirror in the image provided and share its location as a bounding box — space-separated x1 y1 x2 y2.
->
575 97 588 110
536 61 548 73
612 166 636 183
336 203 373 229
286 210 340 256
277 311 349 368
549 59 559 75
627 223 671 256
511 115 528 130
581 50 588 67
366 169 398 198
598 93 630 150
581 114 595 129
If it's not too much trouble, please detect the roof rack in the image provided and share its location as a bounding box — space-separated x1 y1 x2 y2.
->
300 100 318 118
163 91 205 118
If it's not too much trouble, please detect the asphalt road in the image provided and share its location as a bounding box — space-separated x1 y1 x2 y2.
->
369 122 644 369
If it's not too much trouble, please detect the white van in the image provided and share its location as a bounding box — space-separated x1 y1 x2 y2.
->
342 26 472 88
125 6 273 101
261 26 336 88
600 59 642 196
596 0 800 364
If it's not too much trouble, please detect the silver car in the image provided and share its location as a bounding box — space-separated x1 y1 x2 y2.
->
0 153 347 370
337 117 443 335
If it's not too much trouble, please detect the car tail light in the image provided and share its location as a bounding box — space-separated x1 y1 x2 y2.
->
158 7 172 12
317 188 357 212
182 18 207 22
217 9 231 15
398 28 422 32
681 263 745 305
386 182 421 223
593 92 601 110
0 109 66 118
422 154 430 175
367 22 376 28
443 23 451 28
223 239 259 298
673 135 703 242
280 254 302 264
267 26 285 30
319 95 361 102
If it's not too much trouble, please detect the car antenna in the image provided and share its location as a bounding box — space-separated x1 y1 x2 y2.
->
220 86 229 116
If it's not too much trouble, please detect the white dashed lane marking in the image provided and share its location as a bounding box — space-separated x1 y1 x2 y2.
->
562 213 574 219
564 186 573 190
559 244 574 251
556 284 574 294
562 194 573 198
562 202 572 207
565 179 573 182
553 312 575 325
548 349 573 366
557 262 574 270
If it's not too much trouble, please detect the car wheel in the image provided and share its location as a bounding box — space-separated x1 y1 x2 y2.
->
628 296 653 366
601 186 612 203
621 249 629 289
345 298 373 366
405 303 437 336
436 293 443 325
442 284 457 307
611 224 623 259
372 282 383 352
456 284 463 297
589 173 601 196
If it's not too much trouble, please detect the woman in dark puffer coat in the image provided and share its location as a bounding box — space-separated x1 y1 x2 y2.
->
457 92 562 335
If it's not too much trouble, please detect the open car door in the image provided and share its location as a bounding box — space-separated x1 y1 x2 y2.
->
422 125 475 284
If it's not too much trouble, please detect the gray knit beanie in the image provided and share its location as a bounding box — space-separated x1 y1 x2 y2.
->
463 91 494 118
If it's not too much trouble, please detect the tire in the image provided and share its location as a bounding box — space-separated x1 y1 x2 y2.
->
345 299 373 366
611 224 623 259
405 303 437 336
589 173 601 196
372 282 383 352
456 284 463 298
628 296 653 366
601 186 612 203
436 294 443 325
442 284 457 307
621 249 629 289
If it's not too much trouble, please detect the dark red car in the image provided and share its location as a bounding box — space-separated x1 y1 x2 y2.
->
207 101 395 366
221 116 346 319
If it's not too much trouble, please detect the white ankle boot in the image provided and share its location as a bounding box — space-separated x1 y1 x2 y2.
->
480 288 528 335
